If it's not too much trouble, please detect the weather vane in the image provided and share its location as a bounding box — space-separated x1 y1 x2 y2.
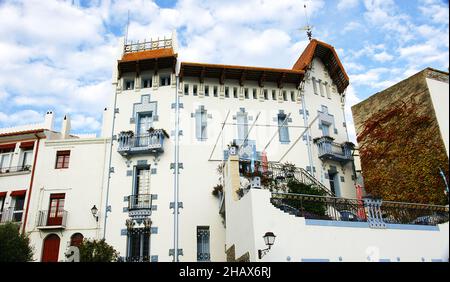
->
300 4 313 41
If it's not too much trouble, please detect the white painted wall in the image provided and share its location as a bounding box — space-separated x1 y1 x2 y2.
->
426 77 449 157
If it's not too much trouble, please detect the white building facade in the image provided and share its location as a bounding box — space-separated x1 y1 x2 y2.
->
0 33 448 262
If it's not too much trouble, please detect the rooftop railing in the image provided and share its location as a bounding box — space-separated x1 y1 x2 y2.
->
270 192 449 227
124 38 173 53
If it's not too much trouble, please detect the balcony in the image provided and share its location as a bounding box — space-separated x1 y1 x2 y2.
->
0 209 23 224
128 194 152 210
117 129 169 156
314 136 354 164
0 165 32 176
36 210 67 229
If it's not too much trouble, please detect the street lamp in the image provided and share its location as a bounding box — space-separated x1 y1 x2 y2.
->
258 232 276 259
91 205 99 222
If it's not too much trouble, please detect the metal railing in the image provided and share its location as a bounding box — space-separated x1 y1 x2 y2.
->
128 194 152 210
0 165 32 174
270 192 449 226
123 256 150 262
118 130 167 155
124 38 172 53
0 209 23 223
36 210 68 228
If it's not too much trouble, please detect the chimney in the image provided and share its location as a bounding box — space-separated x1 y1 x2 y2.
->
44 111 55 130
61 114 71 139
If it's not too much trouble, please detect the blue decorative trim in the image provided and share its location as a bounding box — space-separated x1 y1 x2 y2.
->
151 227 158 234
126 170 132 176
301 258 330 262
151 205 157 211
130 118 135 124
123 196 129 202
123 207 129 212
137 160 147 166
151 194 158 200
151 255 158 262
151 168 157 174
379 259 391 262
385 224 440 231
431 259 443 262
121 229 127 236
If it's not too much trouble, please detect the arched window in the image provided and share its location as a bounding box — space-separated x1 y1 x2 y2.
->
70 233 84 247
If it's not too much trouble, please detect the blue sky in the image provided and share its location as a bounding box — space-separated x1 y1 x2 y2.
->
0 0 448 142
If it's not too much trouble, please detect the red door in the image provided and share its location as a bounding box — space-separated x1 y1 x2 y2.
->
42 234 60 262
47 194 65 226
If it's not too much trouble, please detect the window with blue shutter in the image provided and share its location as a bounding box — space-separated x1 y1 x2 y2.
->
197 226 210 262
195 107 208 141
278 113 290 143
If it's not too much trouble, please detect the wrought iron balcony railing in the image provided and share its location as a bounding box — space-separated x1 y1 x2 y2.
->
0 209 23 224
0 165 32 175
117 130 168 156
314 136 354 164
270 192 449 227
36 210 67 229
128 194 152 210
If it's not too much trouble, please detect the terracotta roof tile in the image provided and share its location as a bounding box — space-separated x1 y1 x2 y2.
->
120 48 176 62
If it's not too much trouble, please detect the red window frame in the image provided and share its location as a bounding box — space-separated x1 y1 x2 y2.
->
55 150 70 169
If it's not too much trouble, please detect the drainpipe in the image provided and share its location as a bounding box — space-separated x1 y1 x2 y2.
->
22 135 41 235
103 85 119 239
172 74 181 261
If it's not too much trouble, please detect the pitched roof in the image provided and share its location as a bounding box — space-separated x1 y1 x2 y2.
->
293 39 349 94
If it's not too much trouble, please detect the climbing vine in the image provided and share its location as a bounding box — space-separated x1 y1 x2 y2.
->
357 96 449 205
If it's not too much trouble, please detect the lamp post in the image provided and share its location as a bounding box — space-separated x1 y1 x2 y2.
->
91 205 99 222
258 232 276 260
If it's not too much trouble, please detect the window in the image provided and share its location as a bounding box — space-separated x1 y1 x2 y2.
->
22 150 33 168
142 78 152 88
193 85 198 96
137 113 153 137
278 113 290 143
250 89 256 99
205 85 209 96
0 148 13 170
325 82 331 99
197 226 210 262
47 193 65 226
312 77 318 95
12 195 25 222
225 87 229 98
282 90 287 101
125 80 134 90
160 74 171 86
319 80 325 97
213 86 218 97
321 121 331 136
70 233 84 247
184 84 189 95
0 195 5 220
236 110 248 141
290 91 296 102
135 166 151 196
233 87 238 98
244 88 249 99
128 229 150 262
272 90 277 100
195 107 208 141
263 89 268 100
55 151 70 169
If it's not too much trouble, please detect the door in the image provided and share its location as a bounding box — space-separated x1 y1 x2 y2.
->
136 167 151 208
137 113 153 146
42 234 60 262
328 172 341 197
47 194 65 226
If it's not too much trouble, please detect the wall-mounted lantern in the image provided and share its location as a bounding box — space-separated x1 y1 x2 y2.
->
91 205 99 222
258 232 276 259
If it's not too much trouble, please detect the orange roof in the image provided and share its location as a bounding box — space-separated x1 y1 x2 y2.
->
182 62 304 75
120 48 176 62
293 39 349 93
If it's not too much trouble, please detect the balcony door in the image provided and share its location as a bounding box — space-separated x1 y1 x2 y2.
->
47 194 65 226
328 171 341 197
135 167 151 209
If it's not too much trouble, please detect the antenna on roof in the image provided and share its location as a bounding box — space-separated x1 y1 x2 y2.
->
300 4 313 41
125 10 130 44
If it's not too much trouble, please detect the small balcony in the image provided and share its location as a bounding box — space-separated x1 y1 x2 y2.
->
117 129 169 156
36 210 67 229
0 209 23 224
128 194 152 210
314 136 354 164
0 165 32 176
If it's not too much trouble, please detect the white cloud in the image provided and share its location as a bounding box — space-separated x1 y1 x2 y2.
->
0 109 43 126
373 51 394 62
337 0 360 11
344 85 361 143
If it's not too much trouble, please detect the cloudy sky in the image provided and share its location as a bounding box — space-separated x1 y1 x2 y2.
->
0 0 448 142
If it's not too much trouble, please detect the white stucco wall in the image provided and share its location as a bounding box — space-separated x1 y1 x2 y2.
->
227 188 449 262
426 77 449 157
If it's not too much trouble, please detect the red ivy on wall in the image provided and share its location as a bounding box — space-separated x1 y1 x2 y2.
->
358 97 449 205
